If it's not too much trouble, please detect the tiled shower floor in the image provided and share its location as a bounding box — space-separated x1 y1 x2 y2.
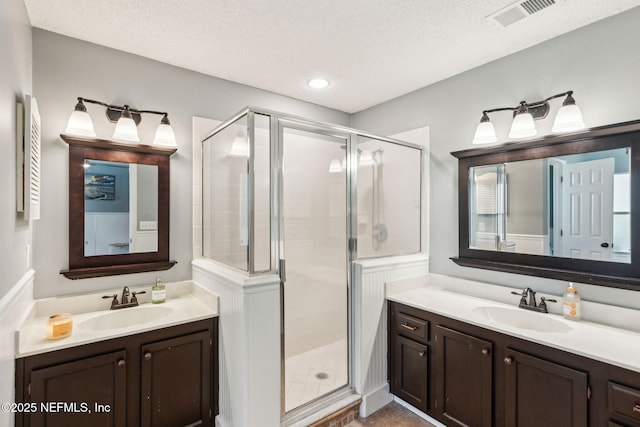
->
284 339 348 412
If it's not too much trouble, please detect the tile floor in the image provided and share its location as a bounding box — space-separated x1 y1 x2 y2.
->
284 339 348 412
346 402 438 427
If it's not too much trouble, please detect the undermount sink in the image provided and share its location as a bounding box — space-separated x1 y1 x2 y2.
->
473 306 572 333
80 305 174 331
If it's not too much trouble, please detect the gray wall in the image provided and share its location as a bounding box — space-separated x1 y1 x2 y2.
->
351 6 640 308
33 29 350 299
0 0 32 298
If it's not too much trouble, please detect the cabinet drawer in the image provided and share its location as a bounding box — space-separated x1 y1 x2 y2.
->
609 382 640 423
396 312 429 344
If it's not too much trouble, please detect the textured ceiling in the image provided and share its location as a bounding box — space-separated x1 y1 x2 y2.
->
23 0 640 113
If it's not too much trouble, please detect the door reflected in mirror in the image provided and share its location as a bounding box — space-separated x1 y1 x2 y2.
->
84 159 158 256
469 147 631 263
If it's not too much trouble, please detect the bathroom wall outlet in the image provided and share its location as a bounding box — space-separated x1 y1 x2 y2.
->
139 221 157 231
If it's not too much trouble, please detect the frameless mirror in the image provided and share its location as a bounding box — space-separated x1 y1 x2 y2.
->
469 148 631 263
84 160 158 256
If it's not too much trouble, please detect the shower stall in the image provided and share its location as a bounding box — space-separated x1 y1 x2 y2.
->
201 107 422 422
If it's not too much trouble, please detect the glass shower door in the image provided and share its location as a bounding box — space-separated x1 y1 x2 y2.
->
280 124 350 415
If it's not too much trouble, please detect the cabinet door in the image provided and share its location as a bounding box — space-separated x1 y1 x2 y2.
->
29 350 127 427
392 335 429 412
435 325 493 427
504 348 587 427
140 330 211 427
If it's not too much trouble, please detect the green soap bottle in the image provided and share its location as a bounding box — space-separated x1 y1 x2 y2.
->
152 277 166 304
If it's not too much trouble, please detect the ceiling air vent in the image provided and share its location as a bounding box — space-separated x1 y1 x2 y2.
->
489 0 557 27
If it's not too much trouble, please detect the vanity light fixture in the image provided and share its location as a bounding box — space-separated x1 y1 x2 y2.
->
472 90 585 145
64 97 178 148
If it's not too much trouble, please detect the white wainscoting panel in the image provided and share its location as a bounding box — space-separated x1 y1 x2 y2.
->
352 254 429 417
192 258 280 427
0 269 35 427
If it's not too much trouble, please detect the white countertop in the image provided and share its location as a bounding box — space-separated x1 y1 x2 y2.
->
16 280 219 358
387 275 640 374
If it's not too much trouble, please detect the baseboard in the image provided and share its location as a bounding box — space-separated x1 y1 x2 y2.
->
215 414 228 427
359 382 393 417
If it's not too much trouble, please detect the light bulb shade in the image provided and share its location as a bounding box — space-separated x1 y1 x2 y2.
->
229 135 249 157
329 158 342 173
153 123 177 147
65 110 96 137
552 104 585 133
113 115 140 142
508 112 537 139
359 150 374 166
472 121 497 144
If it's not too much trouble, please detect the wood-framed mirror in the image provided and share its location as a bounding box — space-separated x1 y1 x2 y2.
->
451 120 640 290
60 134 177 279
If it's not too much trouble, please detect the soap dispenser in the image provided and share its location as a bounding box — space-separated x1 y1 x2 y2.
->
562 283 581 321
152 277 166 304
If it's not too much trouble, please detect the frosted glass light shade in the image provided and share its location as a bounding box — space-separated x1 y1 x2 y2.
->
65 110 96 137
229 135 249 157
329 158 342 173
153 123 177 147
113 116 140 142
552 104 585 133
508 113 537 139
359 150 374 166
472 121 497 144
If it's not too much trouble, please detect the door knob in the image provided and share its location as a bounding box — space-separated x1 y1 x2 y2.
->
601 242 610 248
504 356 513 365
144 352 152 361
482 348 490 356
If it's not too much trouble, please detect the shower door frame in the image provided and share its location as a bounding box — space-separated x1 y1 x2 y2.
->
275 117 358 423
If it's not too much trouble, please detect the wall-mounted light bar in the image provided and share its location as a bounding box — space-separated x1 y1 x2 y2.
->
65 97 177 148
472 90 585 145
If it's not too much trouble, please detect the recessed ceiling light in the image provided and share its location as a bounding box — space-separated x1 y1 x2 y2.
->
308 78 330 89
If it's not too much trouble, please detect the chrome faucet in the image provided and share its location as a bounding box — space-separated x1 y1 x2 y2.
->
102 286 146 310
511 287 556 313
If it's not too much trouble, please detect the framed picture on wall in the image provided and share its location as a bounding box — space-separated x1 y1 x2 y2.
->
84 174 116 200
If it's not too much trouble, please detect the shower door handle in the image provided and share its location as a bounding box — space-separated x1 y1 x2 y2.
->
279 259 286 283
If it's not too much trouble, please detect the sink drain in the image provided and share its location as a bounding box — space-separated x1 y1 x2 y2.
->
315 372 329 380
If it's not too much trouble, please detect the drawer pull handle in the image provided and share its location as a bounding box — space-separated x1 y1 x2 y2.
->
504 356 513 365
144 352 152 361
117 359 126 368
401 323 418 331
482 348 490 356
418 351 425 357
633 404 640 413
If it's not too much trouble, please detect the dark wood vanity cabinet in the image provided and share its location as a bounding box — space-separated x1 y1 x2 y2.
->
28 350 128 427
503 348 587 427
389 303 430 413
389 301 640 427
435 325 493 427
15 318 218 427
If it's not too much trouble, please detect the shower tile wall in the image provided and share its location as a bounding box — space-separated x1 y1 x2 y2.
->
356 140 421 258
203 123 270 271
